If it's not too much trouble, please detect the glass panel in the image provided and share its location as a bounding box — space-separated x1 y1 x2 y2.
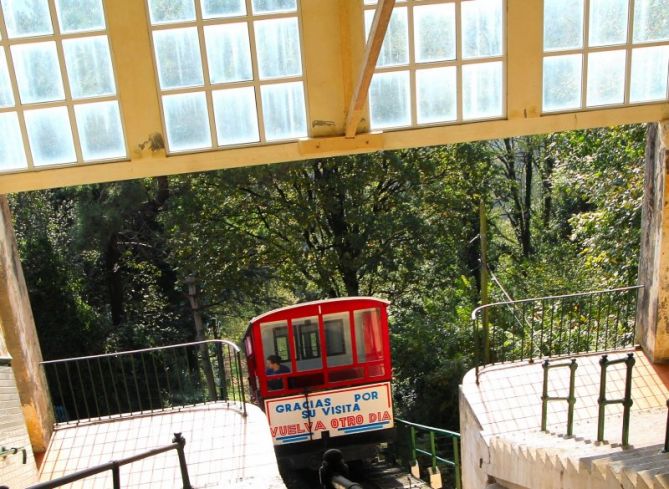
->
354 308 383 363
55 0 105 33
589 0 628 47
252 0 296 14
544 0 584 51
162 92 211 151
586 50 625 106
633 0 669 43
462 61 503 120
369 70 410 129
0 113 27 171
1 0 53 38
74 101 125 161
255 18 302 79
201 0 245 18
543 54 582 112
0 51 15 108
63 36 115 99
147 0 195 24
260 81 307 141
630 45 669 102
365 7 409 67
260 320 289 361
260 320 290 391
204 23 252 84
24 107 76 166
461 0 503 59
213 86 259 145
414 3 456 63
11 42 64 104
324 313 353 367
416 66 457 124
293 316 321 372
153 27 203 90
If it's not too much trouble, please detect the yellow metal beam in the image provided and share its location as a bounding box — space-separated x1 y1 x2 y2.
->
344 0 396 138
2 102 667 194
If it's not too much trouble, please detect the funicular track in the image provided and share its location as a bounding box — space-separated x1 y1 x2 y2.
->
281 459 431 489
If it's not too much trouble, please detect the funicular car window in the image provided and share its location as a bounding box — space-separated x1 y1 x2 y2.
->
293 316 322 371
354 308 384 366
324 312 362 381
260 320 290 391
272 326 289 361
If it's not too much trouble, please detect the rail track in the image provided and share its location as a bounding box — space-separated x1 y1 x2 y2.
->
281 460 431 489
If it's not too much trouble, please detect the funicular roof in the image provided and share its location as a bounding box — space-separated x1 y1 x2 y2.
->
0 0 668 194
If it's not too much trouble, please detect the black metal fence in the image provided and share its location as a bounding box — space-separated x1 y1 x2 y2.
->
471 285 642 377
42 340 247 424
27 434 192 489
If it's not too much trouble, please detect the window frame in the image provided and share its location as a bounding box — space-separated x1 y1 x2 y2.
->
0 0 128 173
363 0 508 131
541 0 669 113
146 0 311 154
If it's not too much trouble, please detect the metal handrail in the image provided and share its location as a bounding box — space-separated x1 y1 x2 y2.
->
471 285 644 319
472 285 642 382
27 434 192 489
396 418 461 489
541 359 578 436
41 339 241 364
597 353 635 446
41 340 247 424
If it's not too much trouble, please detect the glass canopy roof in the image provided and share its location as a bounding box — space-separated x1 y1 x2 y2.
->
0 0 667 190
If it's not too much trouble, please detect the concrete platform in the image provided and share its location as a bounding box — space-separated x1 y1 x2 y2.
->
39 402 286 488
459 348 669 489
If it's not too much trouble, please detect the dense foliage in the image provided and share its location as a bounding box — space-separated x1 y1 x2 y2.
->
10 125 646 430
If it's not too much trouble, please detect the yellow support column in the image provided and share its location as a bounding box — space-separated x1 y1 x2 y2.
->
0 196 54 453
637 122 669 362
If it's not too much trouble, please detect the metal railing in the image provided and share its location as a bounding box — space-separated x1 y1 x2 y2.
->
396 419 461 489
597 353 635 446
41 340 247 424
541 358 578 436
27 433 192 489
471 285 642 379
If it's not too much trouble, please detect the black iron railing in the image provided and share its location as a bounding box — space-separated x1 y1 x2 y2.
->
471 285 642 380
41 340 247 424
27 434 192 489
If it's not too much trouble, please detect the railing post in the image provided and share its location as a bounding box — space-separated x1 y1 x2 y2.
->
597 355 608 442
112 463 120 489
173 433 192 489
621 353 635 446
541 360 549 432
429 431 437 470
236 351 247 417
567 359 577 437
409 426 417 464
663 400 669 453
453 437 461 489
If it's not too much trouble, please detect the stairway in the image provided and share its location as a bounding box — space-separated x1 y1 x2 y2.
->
487 430 669 489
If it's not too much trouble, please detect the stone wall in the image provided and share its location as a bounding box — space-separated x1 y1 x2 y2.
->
0 361 39 487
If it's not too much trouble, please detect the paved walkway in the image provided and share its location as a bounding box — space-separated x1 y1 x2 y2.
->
463 348 669 444
39 403 286 488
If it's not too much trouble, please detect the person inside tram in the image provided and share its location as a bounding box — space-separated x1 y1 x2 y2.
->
266 354 290 390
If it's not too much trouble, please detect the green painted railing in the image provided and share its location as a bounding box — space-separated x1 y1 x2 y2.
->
541 358 578 436
396 418 461 489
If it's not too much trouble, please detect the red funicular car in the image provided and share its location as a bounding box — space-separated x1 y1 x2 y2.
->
243 297 394 468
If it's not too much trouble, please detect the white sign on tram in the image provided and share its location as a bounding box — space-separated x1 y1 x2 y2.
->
264 382 394 445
